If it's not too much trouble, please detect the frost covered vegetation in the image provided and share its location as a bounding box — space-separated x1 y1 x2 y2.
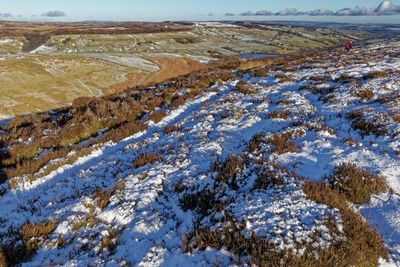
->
2 40 400 266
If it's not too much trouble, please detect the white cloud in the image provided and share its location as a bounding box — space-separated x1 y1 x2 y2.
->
241 11 255 16
235 0 400 17
0 13 12 18
41 10 66 17
225 13 235 16
308 8 334 16
255 10 272 16
276 8 303 16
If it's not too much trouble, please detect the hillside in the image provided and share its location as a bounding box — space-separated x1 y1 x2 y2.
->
0 21 372 120
1 40 400 266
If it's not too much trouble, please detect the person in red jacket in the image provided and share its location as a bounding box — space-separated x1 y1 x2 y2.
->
345 40 353 52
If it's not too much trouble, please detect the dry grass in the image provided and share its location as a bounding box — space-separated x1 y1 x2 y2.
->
92 187 111 210
327 162 387 204
99 228 119 255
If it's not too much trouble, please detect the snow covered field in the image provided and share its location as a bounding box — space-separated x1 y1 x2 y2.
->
1 41 400 265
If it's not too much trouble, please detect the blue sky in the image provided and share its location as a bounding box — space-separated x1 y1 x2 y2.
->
1 0 400 23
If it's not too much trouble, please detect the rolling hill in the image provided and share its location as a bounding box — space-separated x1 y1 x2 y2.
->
0 39 399 266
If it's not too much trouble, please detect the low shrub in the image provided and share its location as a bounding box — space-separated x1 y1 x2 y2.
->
327 162 387 204
133 152 162 168
235 81 256 95
303 181 388 265
356 89 374 100
267 132 298 154
247 133 265 153
268 110 289 120
163 125 179 135
169 95 185 110
147 110 167 123
211 154 244 189
254 169 285 190
363 71 388 80
347 111 387 137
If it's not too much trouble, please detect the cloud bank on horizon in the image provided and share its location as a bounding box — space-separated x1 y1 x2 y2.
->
234 0 400 17
41 11 66 17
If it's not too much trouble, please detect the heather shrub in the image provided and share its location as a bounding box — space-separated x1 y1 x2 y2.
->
147 110 167 123
327 162 387 204
347 111 387 137
303 181 388 265
235 81 256 95
356 89 374 100
211 154 244 189
169 95 185 109
269 110 289 120
133 152 162 168
163 125 179 135
247 133 265 152
268 132 298 154
363 71 388 80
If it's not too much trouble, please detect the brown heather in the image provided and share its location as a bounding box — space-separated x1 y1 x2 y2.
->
147 110 167 123
235 81 256 95
269 109 289 120
303 181 388 266
347 111 387 137
133 152 162 168
363 71 388 80
0 63 238 189
268 132 298 154
0 220 57 266
163 125 179 135
247 133 265 153
327 162 387 204
211 154 244 189
356 89 374 100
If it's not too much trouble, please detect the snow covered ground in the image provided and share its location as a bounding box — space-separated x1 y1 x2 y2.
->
2 42 400 265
